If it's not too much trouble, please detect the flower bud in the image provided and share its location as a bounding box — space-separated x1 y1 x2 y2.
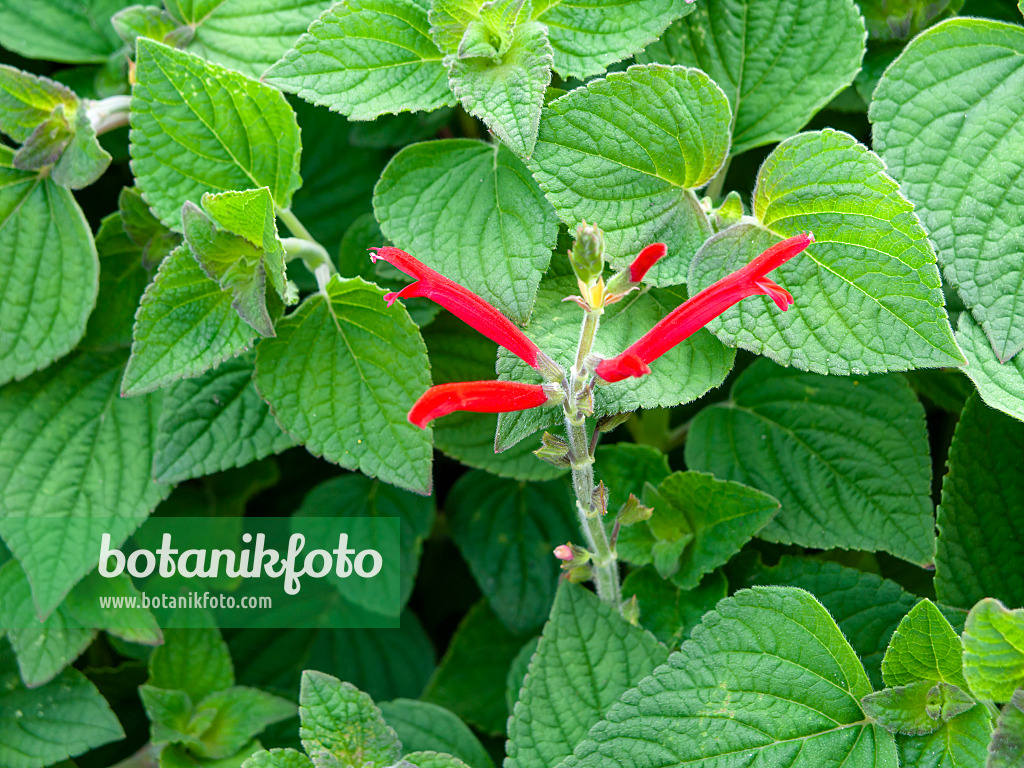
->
570 221 606 285
617 494 654 526
534 431 571 467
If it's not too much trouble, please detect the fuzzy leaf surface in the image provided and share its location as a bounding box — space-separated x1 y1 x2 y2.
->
686 358 935 564
689 130 963 374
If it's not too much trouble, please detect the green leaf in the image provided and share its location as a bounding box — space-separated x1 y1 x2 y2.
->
265 0 453 121
149 627 235 702
0 562 160 687
305 610 436 702
0 65 77 143
447 471 576 633
111 5 191 53
962 599 1024 703
957 312 1024 424
621 568 728 648
871 18 1024 362
861 681 976 736
402 752 471 768
81 213 154 351
689 130 963 373
130 39 302 229
299 671 401 768
120 186 182 268
374 138 558 323
422 313 565 480
243 749 314 768
423 599 527 735
153 353 295 484
686 358 936 564
48 106 113 190
989 691 1024 768
193 687 297 759
0 0 131 63
296 475 435 609
935 394 1024 609
897 702 992 768
530 65 729 285
0 640 125 768
182 187 290 337
746 556 965 690
446 19 552 158
882 599 967 688
533 0 694 80
140 685 211 750
639 472 778 589
0 351 169 616
377 700 494 768
570 587 897 768
496 277 734 451
0 148 98 386
254 275 433 494
638 0 865 155
507 582 669 768
122 243 257 396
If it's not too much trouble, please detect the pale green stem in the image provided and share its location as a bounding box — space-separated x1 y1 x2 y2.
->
705 156 732 202
86 94 132 135
565 306 622 609
276 208 336 278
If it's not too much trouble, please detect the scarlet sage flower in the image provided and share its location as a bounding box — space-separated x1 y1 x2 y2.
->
628 242 668 282
408 381 556 429
370 247 562 380
595 233 814 383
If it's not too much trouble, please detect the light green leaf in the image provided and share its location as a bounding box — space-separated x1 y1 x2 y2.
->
935 394 1024 609
447 18 552 158
989 690 1024 768
638 0 865 155
296 475 435 609
122 244 257 396
130 39 302 229
871 18 1024 362
243 749 314 768
897 703 992 768
422 313 565 480
111 5 191 53
746 556 966 690
639 471 779 590
299 671 401 768
182 187 289 337
530 64 729 285
570 587 897 768
689 130 963 373
377 700 494 768
685 358 936 564
153 354 295 484
403 752 471 768
255 276 432 492
48 106 113 190
507 582 669 768
533 0 694 80
182 0 334 79
0 640 125 768
193 687 297 759
861 681 976 736
497 277 734 451
149 627 235 702
0 0 131 63
957 312 1024 424
621 567 728 648
0 562 160 688
962 599 1024 703
266 0 453 120
428 0 482 55
0 351 168 617
0 65 77 143
447 471 575 633
859 0 963 41
882 599 967 688
374 138 557 323
423 599 527 735
0 148 98 386
140 685 211 750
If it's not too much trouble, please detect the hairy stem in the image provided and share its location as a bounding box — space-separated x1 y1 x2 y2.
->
565 306 622 609
87 94 132 135
277 208 336 277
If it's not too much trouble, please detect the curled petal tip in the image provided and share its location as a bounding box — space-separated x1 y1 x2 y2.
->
383 291 400 307
754 278 793 310
629 243 668 283
595 352 652 383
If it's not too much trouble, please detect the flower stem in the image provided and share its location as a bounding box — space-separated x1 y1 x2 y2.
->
276 208 336 277
86 94 132 135
565 306 622 610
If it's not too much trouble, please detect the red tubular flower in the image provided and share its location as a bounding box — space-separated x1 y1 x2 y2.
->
370 247 561 379
595 233 814 383
408 381 554 429
628 243 668 282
